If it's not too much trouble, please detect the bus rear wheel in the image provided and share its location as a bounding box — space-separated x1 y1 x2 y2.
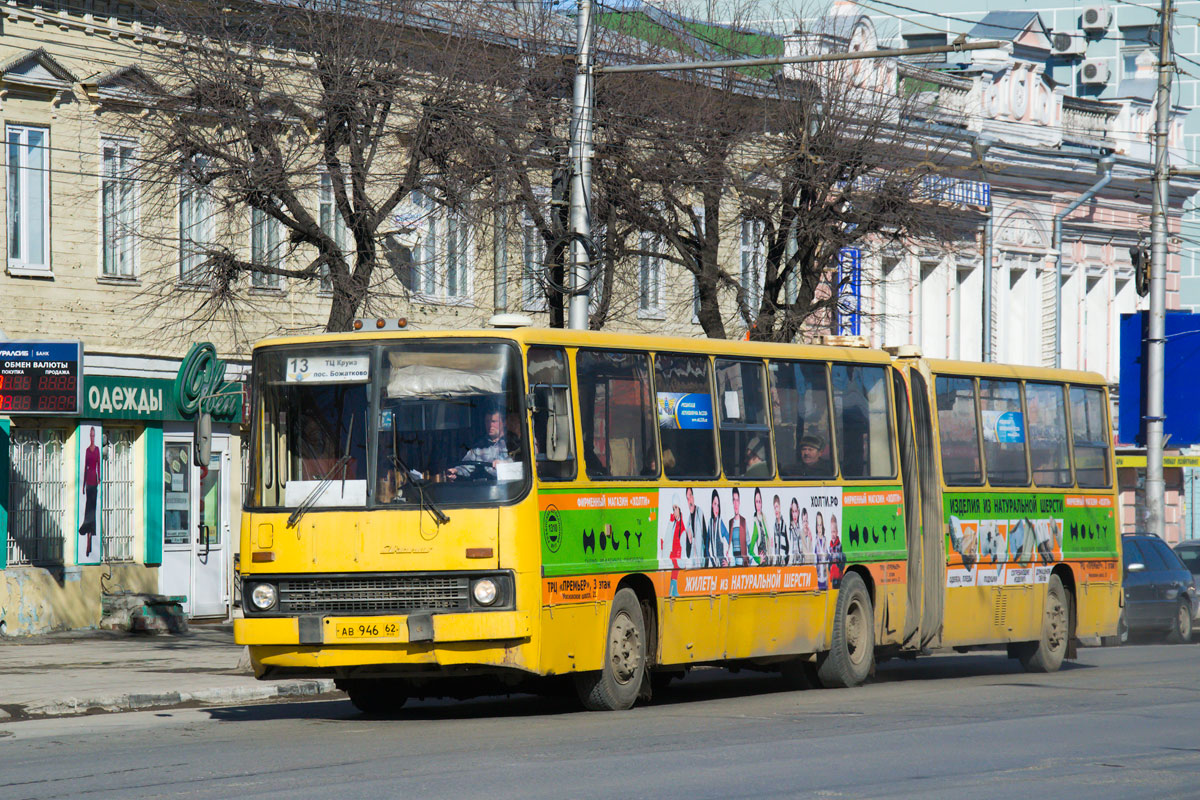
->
817 572 874 689
576 588 646 711
1017 574 1069 673
341 679 409 715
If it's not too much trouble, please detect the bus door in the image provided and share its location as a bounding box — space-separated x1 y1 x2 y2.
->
908 367 945 649
891 368 923 649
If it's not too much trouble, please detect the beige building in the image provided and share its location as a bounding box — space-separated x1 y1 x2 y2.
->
0 1 1187 633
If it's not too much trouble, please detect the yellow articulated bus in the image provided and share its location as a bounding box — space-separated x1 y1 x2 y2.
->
233 327 1121 712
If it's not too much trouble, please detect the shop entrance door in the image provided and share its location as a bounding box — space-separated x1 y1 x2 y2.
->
161 434 230 618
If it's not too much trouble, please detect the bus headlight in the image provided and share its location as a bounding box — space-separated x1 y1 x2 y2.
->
249 583 278 611
472 578 498 606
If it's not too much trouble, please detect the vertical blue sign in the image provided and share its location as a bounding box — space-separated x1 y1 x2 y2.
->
836 248 862 336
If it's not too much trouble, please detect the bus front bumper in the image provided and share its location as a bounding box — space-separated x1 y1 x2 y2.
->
236 612 535 678
235 610 531 647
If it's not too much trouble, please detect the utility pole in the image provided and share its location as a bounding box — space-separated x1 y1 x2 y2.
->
1146 0 1173 537
566 0 594 331
562 37 1005 330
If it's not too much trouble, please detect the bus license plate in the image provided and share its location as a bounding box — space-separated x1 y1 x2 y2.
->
326 619 404 642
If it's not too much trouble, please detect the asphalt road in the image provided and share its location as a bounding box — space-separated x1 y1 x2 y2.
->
2 641 1198 800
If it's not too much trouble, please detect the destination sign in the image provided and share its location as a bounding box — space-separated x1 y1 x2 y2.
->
0 341 83 414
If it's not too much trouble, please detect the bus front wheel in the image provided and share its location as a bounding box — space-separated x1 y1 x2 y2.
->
341 679 409 715
576 588 647 711
1016 574 1069 673
817 572 874 689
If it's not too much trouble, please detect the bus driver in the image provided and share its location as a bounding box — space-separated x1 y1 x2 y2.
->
449 408 513 481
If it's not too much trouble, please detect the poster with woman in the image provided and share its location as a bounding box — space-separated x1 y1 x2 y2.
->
77 423 103 565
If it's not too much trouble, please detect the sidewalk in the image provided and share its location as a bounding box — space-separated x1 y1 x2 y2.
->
0 624 337 721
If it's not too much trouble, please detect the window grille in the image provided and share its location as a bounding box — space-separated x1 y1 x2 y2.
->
7 429 67 565
101 428 136 562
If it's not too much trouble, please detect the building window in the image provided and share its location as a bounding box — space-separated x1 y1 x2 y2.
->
902 32 948 65
7 428 67 566
740 218 765 318
101 139 137 278
408 191 470 302
101 428 135 562
1120 25 1156 80
638 233 664 318
318 173 348 292
7 125 50 274
179 158 213 283
522 213 547 312
250 207 283 289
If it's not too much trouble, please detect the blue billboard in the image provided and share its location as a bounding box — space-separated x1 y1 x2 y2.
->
1118 311 1200 447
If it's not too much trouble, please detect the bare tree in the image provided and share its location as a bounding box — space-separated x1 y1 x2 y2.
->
594 1 966 341
110 0 511 333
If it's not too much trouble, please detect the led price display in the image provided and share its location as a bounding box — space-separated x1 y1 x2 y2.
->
0 342 83 415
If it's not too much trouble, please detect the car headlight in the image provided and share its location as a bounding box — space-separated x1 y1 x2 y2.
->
472 578 498 606
249 583 277 611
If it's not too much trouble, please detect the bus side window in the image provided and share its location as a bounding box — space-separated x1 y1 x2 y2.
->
577 350 658 479
1025 382 1072 487
715 359 773 479
770 360 835 479
979 379 1029 486
654 353 718 479
527 346 576 481
831 364 895 480
1070 385 1112 488
935 376 982 485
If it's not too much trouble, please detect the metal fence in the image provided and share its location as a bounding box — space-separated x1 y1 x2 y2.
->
102 428 136 562
7 428 67 566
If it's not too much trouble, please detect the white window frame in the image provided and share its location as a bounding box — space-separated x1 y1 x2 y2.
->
250 206 284 289
179 157 213 284
7 428 67 566
740 217 765 317
7 125 51 276
101 427 136 563
521 210 548 312
100 137 138 279
409 191 472 304
638 232 665 319
318 172 348 293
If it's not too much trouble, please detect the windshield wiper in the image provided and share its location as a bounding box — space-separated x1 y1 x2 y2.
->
390 449 451 527
287 412 356 529
286 454 352 529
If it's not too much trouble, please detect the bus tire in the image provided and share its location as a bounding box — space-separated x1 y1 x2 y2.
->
817 572 874 689
1019 574 1069 673
343 679 408 715
1167 600 1192 644
575 588 647 711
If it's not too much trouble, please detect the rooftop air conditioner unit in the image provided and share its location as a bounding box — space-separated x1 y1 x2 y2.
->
1052 30 1086 56
1080 58 1110 85
1081 5 1111 33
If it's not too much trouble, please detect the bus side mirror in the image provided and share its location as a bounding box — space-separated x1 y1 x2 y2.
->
194 411 212 467
545 388 571 462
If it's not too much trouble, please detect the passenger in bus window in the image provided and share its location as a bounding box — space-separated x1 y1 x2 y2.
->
448 408 511 481
773 494 789 566
744 436 771 478
798 434 832 476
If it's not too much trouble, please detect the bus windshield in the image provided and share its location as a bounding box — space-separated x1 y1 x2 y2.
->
250 339 529 509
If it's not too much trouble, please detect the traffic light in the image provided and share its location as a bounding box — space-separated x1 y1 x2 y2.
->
1130 244 1151 297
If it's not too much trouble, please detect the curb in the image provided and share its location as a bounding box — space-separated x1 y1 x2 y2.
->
7 679 338 720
